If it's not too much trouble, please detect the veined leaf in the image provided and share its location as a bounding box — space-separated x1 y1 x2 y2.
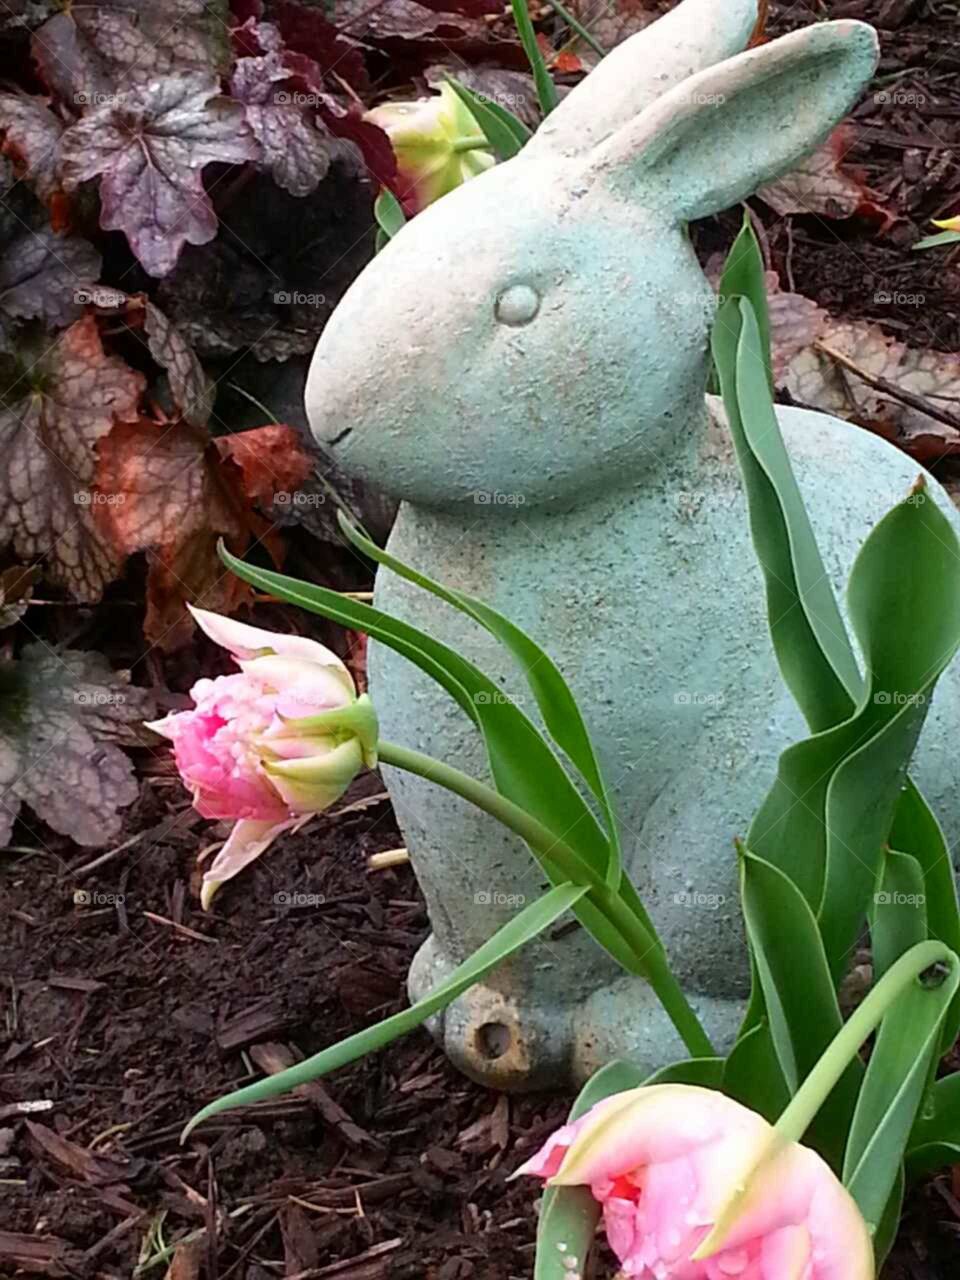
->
444 77 531 159
184 882 587 1138
337 512 622 887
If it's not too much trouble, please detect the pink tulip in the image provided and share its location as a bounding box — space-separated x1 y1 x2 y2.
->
516 1084 873 1279
147 607 377 909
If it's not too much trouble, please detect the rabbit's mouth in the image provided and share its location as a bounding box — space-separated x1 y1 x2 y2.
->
328 427 353 447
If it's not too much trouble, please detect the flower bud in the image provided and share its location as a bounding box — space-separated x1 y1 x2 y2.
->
146 608 378 909
365 82 495 215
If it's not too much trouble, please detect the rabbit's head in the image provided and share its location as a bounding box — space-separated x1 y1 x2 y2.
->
306 0 877 510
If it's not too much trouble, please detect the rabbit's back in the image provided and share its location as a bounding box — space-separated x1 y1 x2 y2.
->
371 398 960 999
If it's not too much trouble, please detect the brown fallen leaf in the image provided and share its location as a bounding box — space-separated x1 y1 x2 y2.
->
94 418 312 649
766 274 960 461
758 125 891 225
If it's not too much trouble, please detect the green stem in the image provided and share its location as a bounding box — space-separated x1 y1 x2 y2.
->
543 0 605 56
451 136 494 153
377 739 714 1059
776 941 958 1143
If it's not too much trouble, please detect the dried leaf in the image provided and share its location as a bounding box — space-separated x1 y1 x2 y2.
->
95 419 311 648
562 0 662 60
59 74 259 277
0 228 101 349
142 301 215 429
758 125 889 221
230 30 332 197
766 276 960 461
217 422 313 506
0 645 153 846
0 92 64 202
0 315 144 600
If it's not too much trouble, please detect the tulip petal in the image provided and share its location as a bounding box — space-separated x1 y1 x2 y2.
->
201 816 305 909
189 606 351 678
239 653 356 702
932 215 960 232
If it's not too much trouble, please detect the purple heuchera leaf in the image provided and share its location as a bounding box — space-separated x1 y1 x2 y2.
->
0 92 64 201
59 73 259 277
0 228 102 349
230 27 331 198
0 643 154 848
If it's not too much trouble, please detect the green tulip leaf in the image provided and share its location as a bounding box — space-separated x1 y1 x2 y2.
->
337 512 622 886
218 547 662 981
183 882 587 1139
843 957 959 1232
510 0 558 116
444 77 532 159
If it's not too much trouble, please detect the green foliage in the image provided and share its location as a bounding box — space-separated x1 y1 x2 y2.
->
444 79 532 160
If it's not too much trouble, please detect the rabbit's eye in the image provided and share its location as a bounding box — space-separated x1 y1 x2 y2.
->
495 284 540 327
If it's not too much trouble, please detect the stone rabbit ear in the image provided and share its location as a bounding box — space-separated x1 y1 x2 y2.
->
528 0 759 159
585 20 878 223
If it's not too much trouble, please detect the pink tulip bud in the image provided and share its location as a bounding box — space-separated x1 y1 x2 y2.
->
516 1084 873 1279
146 608 378 909
365 82 495 215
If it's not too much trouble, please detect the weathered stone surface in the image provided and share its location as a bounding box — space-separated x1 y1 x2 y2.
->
304 1 950 1089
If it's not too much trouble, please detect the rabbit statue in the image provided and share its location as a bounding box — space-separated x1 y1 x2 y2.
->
305 0 960 1089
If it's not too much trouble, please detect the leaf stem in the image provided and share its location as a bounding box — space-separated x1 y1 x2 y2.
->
451 136 493 153
776 941 958 1144
377 739 714 1058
